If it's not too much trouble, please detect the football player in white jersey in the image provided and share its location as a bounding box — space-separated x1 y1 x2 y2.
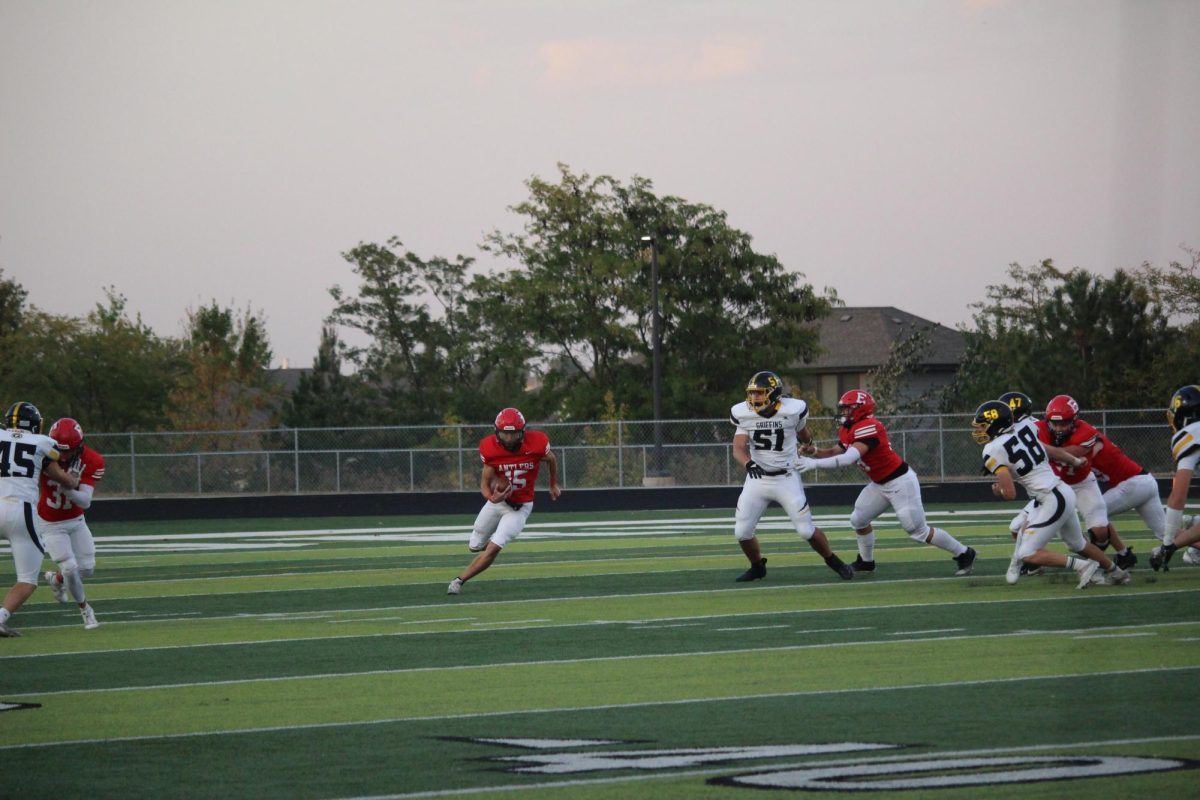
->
1150 385 1200 570
997 392 1103 583
729 371 853 582
0 401 79 637
971 400 1130 589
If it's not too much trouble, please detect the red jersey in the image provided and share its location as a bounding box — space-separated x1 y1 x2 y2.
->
37 445 104 522
1090 433 1145 489
1037 418 1098 485
478 430 551 504
838 417 906 484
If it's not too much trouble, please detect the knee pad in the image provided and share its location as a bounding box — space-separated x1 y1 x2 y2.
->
734 525 758 542
58 555 79 578
908 528 930 544
1088 531 1110 550
849 509 872 530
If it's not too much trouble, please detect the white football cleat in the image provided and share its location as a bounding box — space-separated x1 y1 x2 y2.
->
1076 561 1102 589
447 578 463 595
1106 566 1131 585
80 604 99 630
1183 547 1200 566
45 571 67 603
1005 555 1022 585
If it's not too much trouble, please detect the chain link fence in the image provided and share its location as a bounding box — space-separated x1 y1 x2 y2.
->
82 408 1175 499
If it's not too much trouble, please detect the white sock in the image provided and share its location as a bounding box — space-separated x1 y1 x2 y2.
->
0 608 9 624
928 527 966 555
857 531 875 561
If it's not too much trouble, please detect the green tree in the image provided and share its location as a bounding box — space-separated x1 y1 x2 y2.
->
1133 247 1200 401
0 268 27 335
67 290 184 430
482 163 836 419
329 239 535 425
167 301 279 431
0 290 182 431
282 324 370 428
866 325 938 414
943 261 1172 411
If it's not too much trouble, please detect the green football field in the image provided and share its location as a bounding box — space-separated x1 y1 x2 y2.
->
2 503 1198 798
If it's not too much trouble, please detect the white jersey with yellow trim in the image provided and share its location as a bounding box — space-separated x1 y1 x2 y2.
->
0 428 59 503
1170 419 1200 471
980 424 1062 501
730 397 809 473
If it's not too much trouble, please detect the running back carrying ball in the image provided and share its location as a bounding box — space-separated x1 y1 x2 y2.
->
489 473 511 501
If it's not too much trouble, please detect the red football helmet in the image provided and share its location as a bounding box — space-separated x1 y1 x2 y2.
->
49 417 84 462
1044 394 1080 445
836 390 876 428
494 407 526 451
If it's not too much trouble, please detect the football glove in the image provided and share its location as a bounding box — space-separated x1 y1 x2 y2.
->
745 459 764 479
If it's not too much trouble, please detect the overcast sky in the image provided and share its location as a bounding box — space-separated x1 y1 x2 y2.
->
3 0 1197 368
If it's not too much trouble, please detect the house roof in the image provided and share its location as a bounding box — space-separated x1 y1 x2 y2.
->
265 367 313 395
803 306 965 371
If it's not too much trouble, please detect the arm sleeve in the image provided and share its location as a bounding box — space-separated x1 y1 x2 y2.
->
810 447 863 469
64 483 94 510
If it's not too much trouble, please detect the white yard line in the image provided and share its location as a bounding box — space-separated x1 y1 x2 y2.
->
3 592 1196 660
1 666 1194 752
6 624 1197 699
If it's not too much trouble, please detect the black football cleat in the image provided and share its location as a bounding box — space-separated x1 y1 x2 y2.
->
1114 548 1137 570
851 556 876 574
1151 544 1177 572
736 557 767 582
954 547 977 576
825 554 854 580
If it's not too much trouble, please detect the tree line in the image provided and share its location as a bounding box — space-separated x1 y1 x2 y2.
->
2 164 1196 433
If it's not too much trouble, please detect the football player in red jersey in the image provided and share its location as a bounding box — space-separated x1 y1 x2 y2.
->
797 390 976 576
447 407 561 595
37 418 103 630
1092 430 1165 567
1039 395 1136 569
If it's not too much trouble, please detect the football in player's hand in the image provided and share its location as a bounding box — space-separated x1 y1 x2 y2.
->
490 475 511 500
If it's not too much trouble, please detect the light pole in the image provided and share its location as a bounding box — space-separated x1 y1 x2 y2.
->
641 235 666 479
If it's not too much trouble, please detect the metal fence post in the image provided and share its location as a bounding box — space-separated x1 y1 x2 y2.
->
293 428 300 494
129 433 137 497
938 414 945 481
457 426 464 490
618 422 624 487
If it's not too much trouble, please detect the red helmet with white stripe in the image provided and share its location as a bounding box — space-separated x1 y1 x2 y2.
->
49 417 84 462
494 407 526 451
836 390 875 429
1044 394 1080 445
